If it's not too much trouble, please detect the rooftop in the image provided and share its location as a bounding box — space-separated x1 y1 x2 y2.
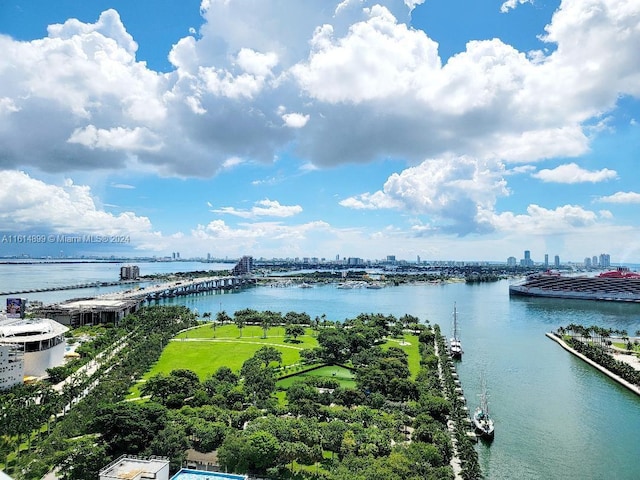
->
0 316 68 342
99 455 170 480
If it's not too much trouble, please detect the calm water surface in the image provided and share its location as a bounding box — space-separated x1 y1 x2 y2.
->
3 263 640 479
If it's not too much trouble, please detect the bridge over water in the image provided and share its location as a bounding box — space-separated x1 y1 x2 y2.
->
36 275 256 327
102 275 255 301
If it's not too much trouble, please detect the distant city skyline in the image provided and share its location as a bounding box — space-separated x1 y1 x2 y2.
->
0 249 621 268
0 1 639 263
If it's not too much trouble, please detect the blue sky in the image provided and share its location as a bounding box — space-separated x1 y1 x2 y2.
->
0 0 639 264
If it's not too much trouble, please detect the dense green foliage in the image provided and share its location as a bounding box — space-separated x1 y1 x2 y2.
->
560 324 640 387
1 306 482 479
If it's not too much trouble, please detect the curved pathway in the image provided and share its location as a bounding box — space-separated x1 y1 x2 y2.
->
170 337 306 350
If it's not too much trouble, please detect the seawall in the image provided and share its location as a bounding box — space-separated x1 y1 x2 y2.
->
545 332 640 397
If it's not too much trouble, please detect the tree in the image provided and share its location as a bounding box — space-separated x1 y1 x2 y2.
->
260 312 272 339
216 310 232 326
193 421 228 452
245 430 281 472
149 422 190 471
241 356 276 405
141 369 200 406
91 402 168 458
234 315 246 338
254 346 282 368
285 323 306 342
317 329 350 363
57 437 109 480
218 430 280 474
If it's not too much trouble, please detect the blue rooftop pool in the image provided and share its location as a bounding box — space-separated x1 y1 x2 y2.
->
170 469 247 480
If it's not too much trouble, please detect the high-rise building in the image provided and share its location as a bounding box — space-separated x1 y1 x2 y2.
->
507 256 517 267
584 257 592 267
554 255 560 268
120 265 140 281
599 253 611 267
521 250 533 267
592 255 599 267
544 254 549 268
232 256 253 275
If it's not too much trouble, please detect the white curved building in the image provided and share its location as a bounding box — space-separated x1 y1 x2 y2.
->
0 315 68 379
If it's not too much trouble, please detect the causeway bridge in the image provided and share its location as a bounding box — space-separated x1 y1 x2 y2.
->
102 275 256 302
35 275 256 327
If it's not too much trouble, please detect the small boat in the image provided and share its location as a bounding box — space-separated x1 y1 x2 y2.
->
449 303 463 359
299 282 313 288
473 379 494 441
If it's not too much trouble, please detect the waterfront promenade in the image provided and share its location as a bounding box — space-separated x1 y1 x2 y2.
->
546 332 640 396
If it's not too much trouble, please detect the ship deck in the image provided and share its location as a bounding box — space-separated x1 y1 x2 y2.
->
509 274 640 302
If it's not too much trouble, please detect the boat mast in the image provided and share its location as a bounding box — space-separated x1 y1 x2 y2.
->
453 302 458 339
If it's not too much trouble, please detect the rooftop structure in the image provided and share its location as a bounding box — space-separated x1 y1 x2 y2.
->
99 455 170 480
0 315 68 378
36 297 140 327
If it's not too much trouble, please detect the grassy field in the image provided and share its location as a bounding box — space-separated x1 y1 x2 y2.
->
127 325 422 398
277 365 356 389
382 334 421 378
127 324 318 399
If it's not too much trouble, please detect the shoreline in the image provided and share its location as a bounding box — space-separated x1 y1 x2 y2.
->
545 332 640 396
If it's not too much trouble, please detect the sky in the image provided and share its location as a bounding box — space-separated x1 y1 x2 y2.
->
0 0 639 264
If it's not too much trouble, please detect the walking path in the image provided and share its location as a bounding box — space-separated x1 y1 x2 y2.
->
434 337 463 480
171 337 306 350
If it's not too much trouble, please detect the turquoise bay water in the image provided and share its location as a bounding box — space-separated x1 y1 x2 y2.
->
2 263 640 479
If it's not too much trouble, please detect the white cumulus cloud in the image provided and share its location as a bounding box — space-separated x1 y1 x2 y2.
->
532 163 617 183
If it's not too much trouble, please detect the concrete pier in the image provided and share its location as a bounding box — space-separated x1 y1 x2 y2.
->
546 332 640 396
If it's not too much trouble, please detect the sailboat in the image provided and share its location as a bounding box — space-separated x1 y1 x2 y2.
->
449 303 463 359
473 378 495 441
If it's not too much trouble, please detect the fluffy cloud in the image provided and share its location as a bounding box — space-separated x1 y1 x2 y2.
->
0 170 153 235
596 191 640 203
532 163 617 183
341 156 509 235
500 0 533 13
0 0 639 259
211 199 303 218
0 0 637 176
489 204 601 235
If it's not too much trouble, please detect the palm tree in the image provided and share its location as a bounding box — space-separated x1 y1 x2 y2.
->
216 310 231 326
234 316 246 338
260 313 271 339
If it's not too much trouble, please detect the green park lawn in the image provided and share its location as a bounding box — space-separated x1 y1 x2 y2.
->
127 325 422 399
382 334 421 377
277 365 356 389
127 324 317 399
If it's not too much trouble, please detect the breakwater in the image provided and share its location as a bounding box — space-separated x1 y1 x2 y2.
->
0 280 137 296
546 332 640 396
